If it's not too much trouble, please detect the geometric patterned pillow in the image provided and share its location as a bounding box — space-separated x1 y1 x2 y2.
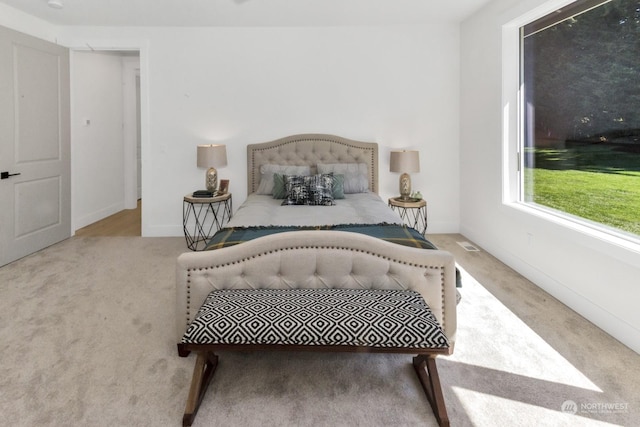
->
281 174 334 206
280 175 309 205
181 288 449 349
308 173 335 206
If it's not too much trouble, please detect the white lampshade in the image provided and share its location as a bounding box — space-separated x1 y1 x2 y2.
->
390 150 420 173
197 144 227 169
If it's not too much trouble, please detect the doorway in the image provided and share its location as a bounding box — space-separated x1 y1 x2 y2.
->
71 50 141 236
74 200 141 236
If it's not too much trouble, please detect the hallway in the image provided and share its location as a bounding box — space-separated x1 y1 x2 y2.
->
74 200 141 237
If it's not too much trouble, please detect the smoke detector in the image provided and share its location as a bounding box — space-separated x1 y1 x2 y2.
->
48 0 64 9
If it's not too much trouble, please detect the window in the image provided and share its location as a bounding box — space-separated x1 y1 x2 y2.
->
520 0 640 238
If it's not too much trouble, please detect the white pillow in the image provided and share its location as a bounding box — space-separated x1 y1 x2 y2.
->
256 164 311 195
317 163 368 193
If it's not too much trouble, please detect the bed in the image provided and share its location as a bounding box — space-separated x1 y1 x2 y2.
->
175 134 457 426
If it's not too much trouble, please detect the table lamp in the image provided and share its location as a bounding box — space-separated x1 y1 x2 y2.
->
390 150 420 200
197 144 227 193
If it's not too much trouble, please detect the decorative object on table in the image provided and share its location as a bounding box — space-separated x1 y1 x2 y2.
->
192 190 214 198
411 191 423 200
390 150 420 201
217 179 229 195
197 144 227 193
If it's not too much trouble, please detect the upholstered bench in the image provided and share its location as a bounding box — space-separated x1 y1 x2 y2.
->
177 288 451 427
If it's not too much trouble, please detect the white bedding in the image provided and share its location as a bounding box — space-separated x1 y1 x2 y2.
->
227 193 403 228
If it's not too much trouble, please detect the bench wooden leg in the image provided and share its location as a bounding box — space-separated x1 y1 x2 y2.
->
413 355 450 427
177 343 191 357
183 351 218 427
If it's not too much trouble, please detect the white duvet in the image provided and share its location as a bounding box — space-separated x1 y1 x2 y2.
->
226 193 403 228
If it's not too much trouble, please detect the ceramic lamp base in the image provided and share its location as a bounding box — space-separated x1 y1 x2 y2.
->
205 167 218 193
399 172 412 200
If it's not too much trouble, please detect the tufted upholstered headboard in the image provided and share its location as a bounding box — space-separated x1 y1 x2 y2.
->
247 134 379 194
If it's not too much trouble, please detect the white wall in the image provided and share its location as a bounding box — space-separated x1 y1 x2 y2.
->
460 0 640 353
0 8 462 235
71 51 126 229
56 25 461 236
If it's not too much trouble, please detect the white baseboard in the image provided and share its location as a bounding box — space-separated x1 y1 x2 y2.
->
74 202 125 231
143 224 183 237
426 220 460 234
461 226 640 355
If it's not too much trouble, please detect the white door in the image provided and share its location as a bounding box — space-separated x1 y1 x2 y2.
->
0 26 71 267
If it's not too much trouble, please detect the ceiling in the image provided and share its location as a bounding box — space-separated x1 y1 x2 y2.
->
0 0 493 27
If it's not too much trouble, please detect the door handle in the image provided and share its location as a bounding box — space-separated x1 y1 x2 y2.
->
1 171 21 179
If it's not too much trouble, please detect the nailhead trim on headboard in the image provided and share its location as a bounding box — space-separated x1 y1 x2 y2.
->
247 134 379 194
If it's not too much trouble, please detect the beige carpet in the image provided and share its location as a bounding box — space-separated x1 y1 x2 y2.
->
0 235 637 426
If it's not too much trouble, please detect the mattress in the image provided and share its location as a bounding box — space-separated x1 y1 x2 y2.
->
214 193 463 290
226 192 403 228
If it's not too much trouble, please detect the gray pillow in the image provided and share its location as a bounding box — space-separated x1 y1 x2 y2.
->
317 163 368 193
256 164 311 195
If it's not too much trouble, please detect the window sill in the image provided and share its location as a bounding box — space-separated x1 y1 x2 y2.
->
505 201 640 261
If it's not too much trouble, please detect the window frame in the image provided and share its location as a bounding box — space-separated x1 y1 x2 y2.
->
501 0 640 249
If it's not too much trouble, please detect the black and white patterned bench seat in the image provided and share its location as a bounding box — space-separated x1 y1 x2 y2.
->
181 288 449 349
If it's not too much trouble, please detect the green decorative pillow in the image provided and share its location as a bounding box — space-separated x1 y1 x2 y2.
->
332 174 345 199
272 173 288 199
